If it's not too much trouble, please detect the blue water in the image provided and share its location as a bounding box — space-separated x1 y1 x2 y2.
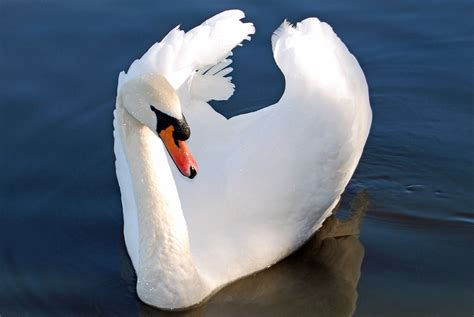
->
1 0 473 316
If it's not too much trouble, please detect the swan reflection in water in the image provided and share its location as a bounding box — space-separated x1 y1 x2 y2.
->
127 190 368 317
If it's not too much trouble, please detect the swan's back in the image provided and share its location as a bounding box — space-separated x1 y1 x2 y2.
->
173 18 371 289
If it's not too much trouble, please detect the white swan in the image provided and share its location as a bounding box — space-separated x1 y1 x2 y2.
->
113 10 371 309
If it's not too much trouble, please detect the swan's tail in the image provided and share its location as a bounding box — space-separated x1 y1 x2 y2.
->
271 18 367 103
119 10 255 103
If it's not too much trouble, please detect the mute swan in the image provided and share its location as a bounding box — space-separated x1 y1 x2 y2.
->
113 10 371 309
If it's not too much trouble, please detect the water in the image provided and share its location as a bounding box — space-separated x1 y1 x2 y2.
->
0 0 472 316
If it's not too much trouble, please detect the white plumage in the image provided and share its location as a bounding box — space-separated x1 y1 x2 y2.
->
113 10 371 309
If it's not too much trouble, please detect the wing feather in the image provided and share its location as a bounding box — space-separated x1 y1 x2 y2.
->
119 10 255 104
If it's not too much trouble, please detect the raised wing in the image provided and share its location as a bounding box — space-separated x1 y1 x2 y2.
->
118 10 254 104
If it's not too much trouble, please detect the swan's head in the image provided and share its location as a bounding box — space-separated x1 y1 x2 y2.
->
120 73 198 179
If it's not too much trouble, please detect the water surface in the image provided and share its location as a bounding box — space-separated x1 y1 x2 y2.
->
0 0 473 316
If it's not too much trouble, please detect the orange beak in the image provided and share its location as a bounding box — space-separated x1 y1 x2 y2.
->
159 126 198 179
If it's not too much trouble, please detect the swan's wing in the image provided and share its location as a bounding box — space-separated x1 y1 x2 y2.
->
271 18 372 171
118 10 254 104
189 56 235 103
216 18 371 276
272 19 369 107
184 10 254 103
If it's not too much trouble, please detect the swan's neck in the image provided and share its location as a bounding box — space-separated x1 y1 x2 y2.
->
114 101 209 308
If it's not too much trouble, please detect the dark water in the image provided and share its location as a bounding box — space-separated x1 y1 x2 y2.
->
1 0 473 316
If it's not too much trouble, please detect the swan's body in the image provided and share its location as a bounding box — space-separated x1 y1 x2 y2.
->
113 10 371 309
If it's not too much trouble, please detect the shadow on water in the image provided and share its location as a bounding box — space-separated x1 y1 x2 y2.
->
129 191 369 317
